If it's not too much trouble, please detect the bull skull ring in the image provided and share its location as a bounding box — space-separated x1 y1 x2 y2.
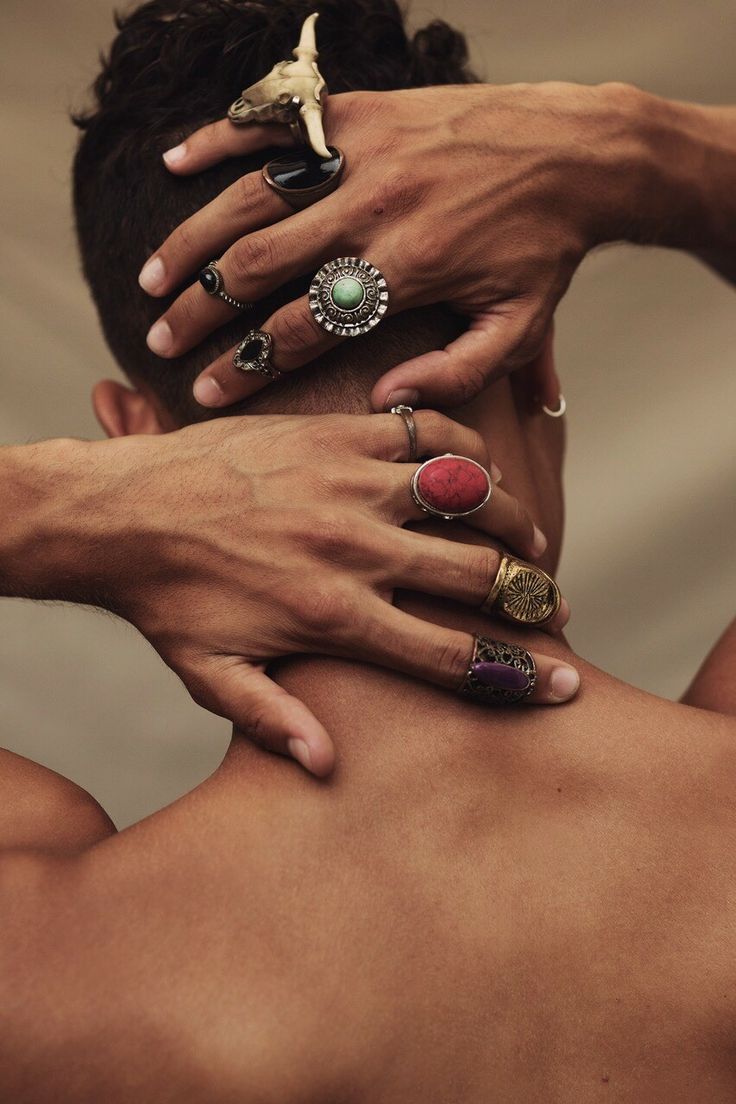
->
228 12 330 159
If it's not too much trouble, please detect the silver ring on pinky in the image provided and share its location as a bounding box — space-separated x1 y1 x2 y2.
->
199 260 253 313
458 636 537 705
309 258 389 337
233 330 281 380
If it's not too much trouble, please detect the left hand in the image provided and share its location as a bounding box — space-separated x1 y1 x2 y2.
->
138 81 635 409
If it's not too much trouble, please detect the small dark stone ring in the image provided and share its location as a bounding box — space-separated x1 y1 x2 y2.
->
198 260 253 312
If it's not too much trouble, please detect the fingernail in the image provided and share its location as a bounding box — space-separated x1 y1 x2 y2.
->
193 376 224 407
163 143 187 167
287 738 313 772
490 461 503 484
471 662 530 692
531 525 548 559
146 319 173 355
139 256 165 294
558 598 571 627
384 388 419 412
549 666 580 702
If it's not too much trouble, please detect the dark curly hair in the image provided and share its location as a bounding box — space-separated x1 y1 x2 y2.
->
73 0 477 422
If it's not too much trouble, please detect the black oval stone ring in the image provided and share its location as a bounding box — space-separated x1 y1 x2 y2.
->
263 146 345 211
198 260 253 312
233 329 281 380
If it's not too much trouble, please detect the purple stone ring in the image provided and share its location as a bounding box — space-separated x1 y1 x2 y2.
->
458 636 537 705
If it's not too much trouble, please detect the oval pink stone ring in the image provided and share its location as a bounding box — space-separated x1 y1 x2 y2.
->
410 454 493 521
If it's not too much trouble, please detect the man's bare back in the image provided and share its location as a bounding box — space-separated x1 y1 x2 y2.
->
2 381 735 1103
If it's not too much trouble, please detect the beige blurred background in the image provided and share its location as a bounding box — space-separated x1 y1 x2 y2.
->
1 1 734 828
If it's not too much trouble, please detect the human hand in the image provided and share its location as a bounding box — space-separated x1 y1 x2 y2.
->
139 81 636 409
67 413 576 774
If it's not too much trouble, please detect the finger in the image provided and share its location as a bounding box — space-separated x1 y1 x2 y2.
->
379 529 570 636
520 327 561 412
344 599 579 704
464 484 546 562
162 117 294 176
370 422 544 560
139 170 293 297
192 250 406 407
384 462 544 562
195 659 334 777
350 409 495 469
190 295 344 408
147 204 345 360
371 306 541 411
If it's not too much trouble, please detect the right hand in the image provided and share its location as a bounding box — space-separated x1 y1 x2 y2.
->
85 412 577 774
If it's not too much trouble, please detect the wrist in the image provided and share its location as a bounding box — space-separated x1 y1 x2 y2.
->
1 436 138 606
592 83 736 251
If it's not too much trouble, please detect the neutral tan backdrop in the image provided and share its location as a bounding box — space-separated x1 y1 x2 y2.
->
1 1 734 828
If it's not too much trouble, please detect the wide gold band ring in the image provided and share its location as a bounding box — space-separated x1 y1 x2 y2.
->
482 555 561 627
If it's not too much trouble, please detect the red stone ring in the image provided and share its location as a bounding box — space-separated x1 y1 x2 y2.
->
410 454 493 521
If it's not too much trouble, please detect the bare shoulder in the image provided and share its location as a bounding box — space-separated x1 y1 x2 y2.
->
0 747 116 854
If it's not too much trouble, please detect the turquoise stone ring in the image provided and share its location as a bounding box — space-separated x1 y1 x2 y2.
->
309 258 389 337
331 277 365 311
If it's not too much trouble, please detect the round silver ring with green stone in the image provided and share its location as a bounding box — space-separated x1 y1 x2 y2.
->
309 258 389 338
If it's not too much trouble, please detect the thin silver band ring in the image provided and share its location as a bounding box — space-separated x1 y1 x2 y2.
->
391 404 418 462
542 395 567 418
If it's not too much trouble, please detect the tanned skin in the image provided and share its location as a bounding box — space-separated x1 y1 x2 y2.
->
0 346 734 1103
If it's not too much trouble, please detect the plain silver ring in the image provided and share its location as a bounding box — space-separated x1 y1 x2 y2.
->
542 395 567 418
391 404 418 462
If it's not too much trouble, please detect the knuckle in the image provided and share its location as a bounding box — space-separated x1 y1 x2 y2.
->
274 308 322 357
183 666 215 711
171 218 197 259
174 289 201 328
242 704 276 747
230 233 276 284
299 585 353 637
302 417 352 458
414 409 447 443
336 91 381 130
234 172 266 215
307 510 357 560
510 497 532 538
449 361 488 405
400 238 437 281
433 634 474 687
308 419 355 459
467 546 499 599
202 121 223 148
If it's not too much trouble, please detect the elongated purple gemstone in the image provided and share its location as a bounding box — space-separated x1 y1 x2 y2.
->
471 662 530 692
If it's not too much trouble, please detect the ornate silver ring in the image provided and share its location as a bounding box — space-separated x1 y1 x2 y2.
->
233 330 281 380
199 261 252 313
309 258 389 338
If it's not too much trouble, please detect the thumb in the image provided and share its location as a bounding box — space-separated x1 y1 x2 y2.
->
371 308 536 411
195 659 335 777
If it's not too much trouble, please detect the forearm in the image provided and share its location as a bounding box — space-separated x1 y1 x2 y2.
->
604 86 736 279
1 438 100 601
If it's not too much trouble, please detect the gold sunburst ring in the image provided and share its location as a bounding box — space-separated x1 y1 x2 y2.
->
482 555 561 627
